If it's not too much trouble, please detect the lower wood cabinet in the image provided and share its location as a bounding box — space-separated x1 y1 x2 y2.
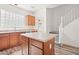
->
0 34 9 50
0 32 21 51
43 39 55 55
10 32 20 47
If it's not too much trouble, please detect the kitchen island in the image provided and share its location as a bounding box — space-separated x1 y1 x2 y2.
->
21 32 55 55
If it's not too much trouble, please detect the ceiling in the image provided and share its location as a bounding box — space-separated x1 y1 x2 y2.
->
17 4 62 12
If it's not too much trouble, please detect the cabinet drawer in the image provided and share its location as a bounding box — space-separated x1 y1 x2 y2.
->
30 39 43 49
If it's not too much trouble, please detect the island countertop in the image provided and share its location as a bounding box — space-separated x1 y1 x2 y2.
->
21 32 56 42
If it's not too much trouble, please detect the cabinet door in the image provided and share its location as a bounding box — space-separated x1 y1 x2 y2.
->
10 33 20 47
0 34 9 50
0 38 2 50
44 38 55 55
29 45 43 55
27 15 35 26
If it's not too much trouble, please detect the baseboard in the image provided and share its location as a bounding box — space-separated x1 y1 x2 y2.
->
55 43 62 47
61 44 79 49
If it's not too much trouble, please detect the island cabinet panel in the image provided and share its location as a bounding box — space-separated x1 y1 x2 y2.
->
20 36 28 55
30 39 43 49
0 33 10 50
43 38 55 55
29 45 43 55
28 37 55 55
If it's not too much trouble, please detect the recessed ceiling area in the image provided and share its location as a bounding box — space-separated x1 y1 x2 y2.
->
17 4 62 12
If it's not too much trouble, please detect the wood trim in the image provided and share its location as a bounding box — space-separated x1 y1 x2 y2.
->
30 39 43 49
31 44 43 50
42 42 44 55
28 38 30 55
44 37 55 55
61 44 79 49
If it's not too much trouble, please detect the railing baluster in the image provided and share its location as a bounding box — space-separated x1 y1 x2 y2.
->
62 7 79 28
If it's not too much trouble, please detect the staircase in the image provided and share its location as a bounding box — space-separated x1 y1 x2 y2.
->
59 7 79 46
62 8 79 28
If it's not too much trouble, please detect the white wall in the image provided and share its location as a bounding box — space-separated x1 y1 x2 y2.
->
46 6 63 33
34 8 46 33
0 4 34 31
62 19 79 47
34 5 62 33
46 8 54 33
35 7 62 33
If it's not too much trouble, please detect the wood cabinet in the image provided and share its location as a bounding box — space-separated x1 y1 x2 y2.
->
28 38 55 55
0 32 21 51
0 33 9 50
43 38 55 55
27 15 35 26
9 32 20 48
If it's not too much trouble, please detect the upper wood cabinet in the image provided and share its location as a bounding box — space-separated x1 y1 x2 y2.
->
27 15 35 26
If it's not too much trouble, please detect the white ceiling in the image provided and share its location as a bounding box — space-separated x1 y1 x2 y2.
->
17 4 61 12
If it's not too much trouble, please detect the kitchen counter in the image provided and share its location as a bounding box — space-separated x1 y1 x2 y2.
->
0 29 36 34
0 30 25 34
21 32 56 42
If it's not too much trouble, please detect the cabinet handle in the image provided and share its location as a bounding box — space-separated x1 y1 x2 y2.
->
49 44 52 49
